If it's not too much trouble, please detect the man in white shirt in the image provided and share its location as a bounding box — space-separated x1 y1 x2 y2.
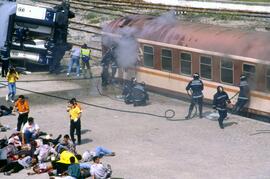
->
34 143 57 162
67 45 81 77
22 117 40 145
90 156 112 179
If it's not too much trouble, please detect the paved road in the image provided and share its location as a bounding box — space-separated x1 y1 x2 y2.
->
0 73 269 179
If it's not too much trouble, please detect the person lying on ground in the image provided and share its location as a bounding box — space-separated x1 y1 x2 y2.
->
0 105 13 117
82 146 115 162
27 161 53 175
8 132 22 148
34 142 58 162
90 156 112 179
62 156 81 179
16 140 37 158
52 148 80 175
0 155 37 175
40 134 62 146
0 143 18 168
55 134 76 154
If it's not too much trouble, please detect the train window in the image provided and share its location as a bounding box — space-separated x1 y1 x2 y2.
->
220 60 233 84
200 56 212 79
243 63 256 82
180 52 192 75
143 45 154 68
266 68 270 91
161 49 172 71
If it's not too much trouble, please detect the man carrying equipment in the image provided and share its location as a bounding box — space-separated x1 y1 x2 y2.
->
213 86 231 129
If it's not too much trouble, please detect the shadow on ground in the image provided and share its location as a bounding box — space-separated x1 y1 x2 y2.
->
224 121 238 128
80 138 93 144
81 129 91 135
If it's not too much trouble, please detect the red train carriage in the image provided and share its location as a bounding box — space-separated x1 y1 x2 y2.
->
103 15 270 117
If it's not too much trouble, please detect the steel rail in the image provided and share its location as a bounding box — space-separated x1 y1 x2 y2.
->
41 0 270 18
40 1 125 17
69 20 102 30
68 26 101 36
94 0 270 15
75 0 270 18
71 1 139 15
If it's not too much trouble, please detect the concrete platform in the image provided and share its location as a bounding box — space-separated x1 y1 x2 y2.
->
0 73 269 179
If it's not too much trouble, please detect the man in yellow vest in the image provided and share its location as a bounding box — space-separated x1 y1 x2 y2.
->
80 44 92 78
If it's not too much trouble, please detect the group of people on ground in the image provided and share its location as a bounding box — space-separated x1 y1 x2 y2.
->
67 44 92 78
185 73 250 129
0 94 115 178
0 125 115 178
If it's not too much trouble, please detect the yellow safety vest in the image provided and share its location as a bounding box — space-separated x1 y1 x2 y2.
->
80 48 91 57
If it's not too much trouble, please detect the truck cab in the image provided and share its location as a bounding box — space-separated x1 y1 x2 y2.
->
1 1 74 72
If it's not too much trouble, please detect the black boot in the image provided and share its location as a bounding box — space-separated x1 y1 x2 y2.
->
185 114 191 120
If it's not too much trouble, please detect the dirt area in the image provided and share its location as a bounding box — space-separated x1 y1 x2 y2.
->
0 73 270 179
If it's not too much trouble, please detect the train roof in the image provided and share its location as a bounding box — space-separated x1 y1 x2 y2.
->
105 15 270 62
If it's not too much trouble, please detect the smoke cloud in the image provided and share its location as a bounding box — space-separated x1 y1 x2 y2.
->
0 1 16 48
102 11 178 68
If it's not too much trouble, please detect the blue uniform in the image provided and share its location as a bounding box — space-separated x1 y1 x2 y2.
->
45 40 55 72
234 80 250 114
101 47 117 86
213 91 230 129
185 79 204 118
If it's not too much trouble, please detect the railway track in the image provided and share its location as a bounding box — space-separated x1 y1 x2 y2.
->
75 0 270 18
39 0 270 20
40 0 126 17
68 23 101 36
39 0 270 38
36 0 270 57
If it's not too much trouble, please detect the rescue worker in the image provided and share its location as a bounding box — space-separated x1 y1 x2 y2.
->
101 64 109 87
0 45 10 77
123 77 137 104
233 74 250 114
132 82 149 106
15 28 28 48
185 73 204 119
213 86 231 129
101 45 117 86
80 44 92 78
13 95 29 131
111 58 118 83
101 50 110 87
44 38 56 73
67 98 82 145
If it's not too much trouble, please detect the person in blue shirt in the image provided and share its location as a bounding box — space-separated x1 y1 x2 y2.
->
213 86 231 129
185 73 204 119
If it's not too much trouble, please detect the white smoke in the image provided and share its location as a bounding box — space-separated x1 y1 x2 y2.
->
152 10 177 25
102 12 178 68
114 35 138 68
0 1 16 48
